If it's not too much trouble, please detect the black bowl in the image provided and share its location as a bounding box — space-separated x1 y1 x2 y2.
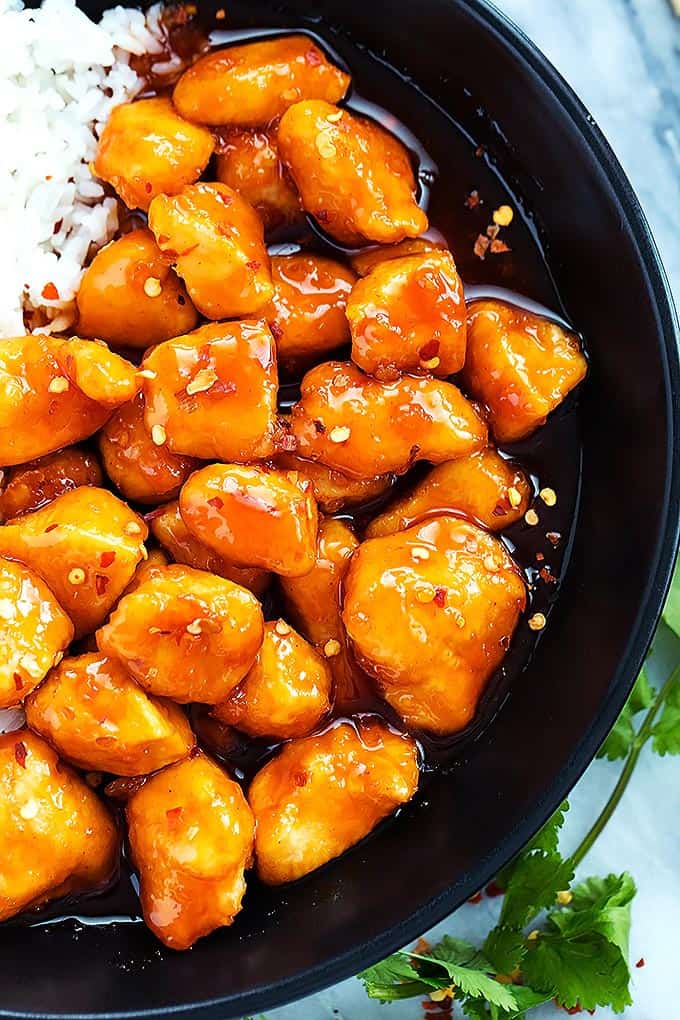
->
3 1 679 1017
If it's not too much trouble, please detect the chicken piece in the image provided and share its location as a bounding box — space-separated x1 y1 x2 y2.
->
215 128 301 232
141 320 278 462
126 752 254 950
97 564 264 704
149 501 270 596
0 558 73 710
0 487 147 638
99 393 198 505
94 97 214 212
462 300 588 443
0 447 102 521
76 229 199 349
278 101 427 246
249 718 418 884
275 449 392 514
0 335 140 467
291 361 487 479
280 517 368 711
265 253 356 373
123 548 169 596
173 36 349 127
179 464 318 578
148 183 273 320
0 730 118 922
350 237 447 277
343 516 526 734
25 653 194 776
213 619 332 740
366 449 532 537
347 251 466 379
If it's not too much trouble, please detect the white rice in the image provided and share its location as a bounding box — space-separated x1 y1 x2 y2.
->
0 0 173 338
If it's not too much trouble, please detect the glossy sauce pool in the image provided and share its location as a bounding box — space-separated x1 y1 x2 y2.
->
9 6 584 934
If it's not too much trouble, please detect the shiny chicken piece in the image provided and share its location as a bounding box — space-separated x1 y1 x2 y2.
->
343 516 526 734
249 718 419 884
97 564 264 704
180 464 318 578
0 335 139 467
265 253 356 373
76 229 199 348
99 393 198 505
141 320 278 462
213 619 332 740
0 730 118 922
349 237 447 277
291 361 487 479
215 127 302 232
148 182 273 320
366 448 532 537
94 97 214 212
173 35 350 127
25 653 195 776
0 447 102 521
123 548 169 596
274 449 392 514
462 300 588 443
278 101 428 246
0 558 73 709
0 487 148 638
280 517 368 712
126 752 255 950
149 501 270 597
347 251 467 379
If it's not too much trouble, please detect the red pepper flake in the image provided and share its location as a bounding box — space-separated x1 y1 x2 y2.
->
279 432 297 452
143 505 167 521
473 234 490 260
464 189 481 209
413 937 431 954
563 1007 583 1016
492 501 508 517
246 259 261 271
166 806 183 822
433 586 447 607
41 282 59 300
419 339 440 360
144 181 152 194
13 673 23 691
14 741 27 768
485 880 504 897
313 419 326 434
293 770 308 787
305 48 322 65
189 744 201 758
636 957 645 968
535 551 545 562
44 522 59 533
53 219 63 234
490 239 511 254
100 551 116 568
95 574 110 596
178 243 200 257
546 531 562 547
467 891 483 904
539 565 557 584
486 223 501 240
158 234 169 245
475 145 485 158
270 320 283 341
207 496 224 509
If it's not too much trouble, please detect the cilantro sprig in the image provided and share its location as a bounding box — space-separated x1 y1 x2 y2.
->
359 560 680 1016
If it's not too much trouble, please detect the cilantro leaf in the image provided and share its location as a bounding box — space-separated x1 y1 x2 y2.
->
499 851 574 929
358 953 432 1001
483 924 526 975
409 939 517 1010
494 800 568 890
662 556 680 638
597 669 654 761
462 986 553 1020
652 677 680 755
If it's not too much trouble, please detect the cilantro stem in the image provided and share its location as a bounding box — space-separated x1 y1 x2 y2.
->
566 664 680 871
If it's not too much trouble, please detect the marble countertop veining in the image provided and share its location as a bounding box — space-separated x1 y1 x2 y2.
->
264 2 680 1018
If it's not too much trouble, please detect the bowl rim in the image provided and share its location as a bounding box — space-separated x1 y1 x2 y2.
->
6 0 680 1017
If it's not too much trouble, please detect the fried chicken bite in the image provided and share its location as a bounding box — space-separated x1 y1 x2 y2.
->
99 393 198 505
274 449 392 514
97 564 264 705
347 251 466 379
278 101 427 245
173 36 349 127
213 619 332 740
0 730 118 922
343 516 526 734
76 229 198 348
179 463 318 578
141 320 278 462
249 718 419 884
149 501 270 597
126 752 255 950
0 558 73 710
25 653 194 776
215 128 302 232
94 97 214 212
0 335 139 467
290 361 487 479
366 448 532 537
0 487 147 638
148 182 273 320
349 237 447 277
265 253 355 373
0 446 102 521
462 300 588 443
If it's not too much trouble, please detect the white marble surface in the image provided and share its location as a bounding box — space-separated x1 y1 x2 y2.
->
265 2 680 1018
